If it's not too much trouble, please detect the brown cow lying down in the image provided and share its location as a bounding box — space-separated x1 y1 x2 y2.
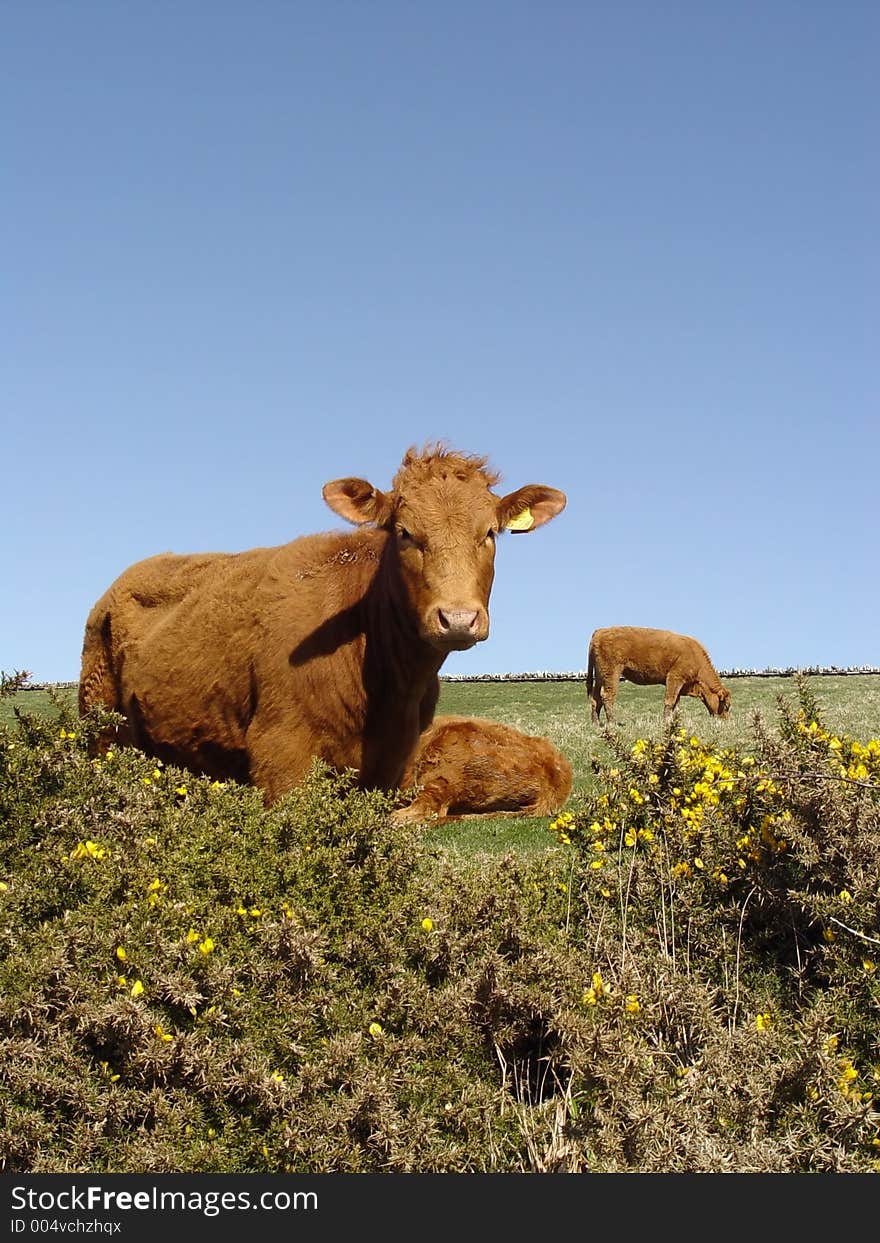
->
79 444 566 804
394 715 573 824
587 626 731 725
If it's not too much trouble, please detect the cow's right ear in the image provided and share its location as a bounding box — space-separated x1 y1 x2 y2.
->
322 477 394 526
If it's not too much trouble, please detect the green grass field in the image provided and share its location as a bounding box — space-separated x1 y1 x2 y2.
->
430 674 880 853
5 674 880 858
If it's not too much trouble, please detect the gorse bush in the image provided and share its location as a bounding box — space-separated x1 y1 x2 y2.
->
550 676 880 1170
0 690 582 1173
1 675 878 1172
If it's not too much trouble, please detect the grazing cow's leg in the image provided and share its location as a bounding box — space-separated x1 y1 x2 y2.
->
600 668 619 724
663 674 686 723
589 676 602 725
587 646 599 724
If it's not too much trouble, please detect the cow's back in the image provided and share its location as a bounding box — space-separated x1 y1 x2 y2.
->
79 531 384 779
81 548 263 705
592 626 705 679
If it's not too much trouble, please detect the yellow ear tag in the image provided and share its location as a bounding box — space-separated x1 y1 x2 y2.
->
505 507 534 532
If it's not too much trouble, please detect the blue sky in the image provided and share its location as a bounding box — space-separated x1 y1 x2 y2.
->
2 1 877 682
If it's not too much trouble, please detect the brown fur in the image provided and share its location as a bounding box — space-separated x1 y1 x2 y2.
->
79 444 565 804
586 626 731 725
394 715 573 824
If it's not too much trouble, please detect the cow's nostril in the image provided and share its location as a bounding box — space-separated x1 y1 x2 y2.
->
437 608 480 635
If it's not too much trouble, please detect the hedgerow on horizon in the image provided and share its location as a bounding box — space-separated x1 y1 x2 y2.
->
12 664 880 692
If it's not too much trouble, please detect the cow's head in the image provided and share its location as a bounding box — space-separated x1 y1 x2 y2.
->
322 444 566 652
703 684 731 718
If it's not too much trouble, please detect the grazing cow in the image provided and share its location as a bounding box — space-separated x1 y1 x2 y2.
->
78 444 566 804
586 626 731 725
394 715 573 824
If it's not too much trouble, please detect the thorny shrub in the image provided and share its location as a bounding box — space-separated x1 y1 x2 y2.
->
0 684 580 1173
550 676 880 1170
1 674 878 1172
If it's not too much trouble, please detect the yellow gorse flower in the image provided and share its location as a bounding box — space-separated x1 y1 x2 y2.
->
582 971 611 1006
550 810 574 843
70 840 108 860
838 1060 860 1098
147 878 165 907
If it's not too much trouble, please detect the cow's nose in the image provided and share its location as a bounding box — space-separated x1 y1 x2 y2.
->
437 608 480 637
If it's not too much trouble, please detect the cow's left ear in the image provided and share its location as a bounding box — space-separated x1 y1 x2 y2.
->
497 486 567 533
322 477 394 526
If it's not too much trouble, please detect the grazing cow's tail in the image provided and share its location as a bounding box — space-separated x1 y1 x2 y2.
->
586 642 594 697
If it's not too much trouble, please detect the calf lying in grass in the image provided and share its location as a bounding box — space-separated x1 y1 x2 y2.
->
587 625 731 725
395 715 573 824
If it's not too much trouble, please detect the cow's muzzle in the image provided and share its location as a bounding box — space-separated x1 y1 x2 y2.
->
426 605 489 650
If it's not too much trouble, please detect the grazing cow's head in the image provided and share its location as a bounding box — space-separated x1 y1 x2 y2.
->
703 685 731 718
322 444 566 652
